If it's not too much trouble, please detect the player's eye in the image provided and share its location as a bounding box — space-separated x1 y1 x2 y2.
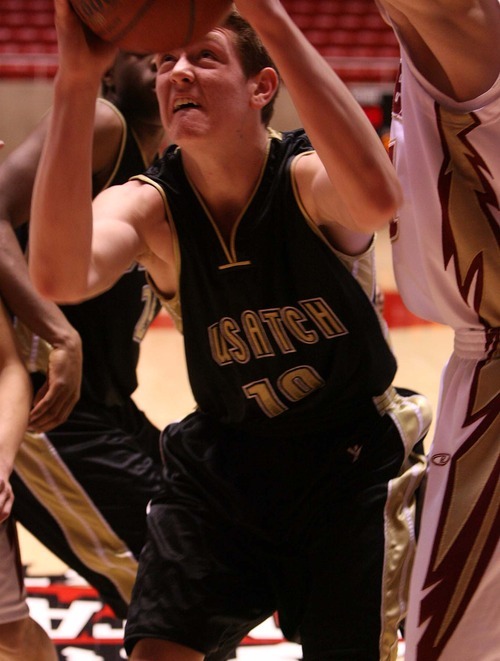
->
154 53 176 70
198 49 216 60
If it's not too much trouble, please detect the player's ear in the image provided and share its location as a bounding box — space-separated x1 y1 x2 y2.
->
101 66 116 97
249 67 279 112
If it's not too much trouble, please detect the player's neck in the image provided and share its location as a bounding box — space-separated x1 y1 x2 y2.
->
129 119 166 166
181 130 269 242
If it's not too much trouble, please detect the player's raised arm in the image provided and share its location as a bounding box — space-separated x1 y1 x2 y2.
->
29 0 119 301
375 0 500 100
235 0 403 235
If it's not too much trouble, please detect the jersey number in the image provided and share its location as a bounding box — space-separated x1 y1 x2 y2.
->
243 365 325 417
133 285 158 342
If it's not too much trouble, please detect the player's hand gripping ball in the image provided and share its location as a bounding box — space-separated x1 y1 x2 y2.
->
69 0 233 52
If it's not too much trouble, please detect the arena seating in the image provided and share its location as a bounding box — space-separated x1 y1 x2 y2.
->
0 0 57 77
281 0 400 81
0 0 400 81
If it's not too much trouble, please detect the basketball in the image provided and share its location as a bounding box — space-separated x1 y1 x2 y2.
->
69 0 233 53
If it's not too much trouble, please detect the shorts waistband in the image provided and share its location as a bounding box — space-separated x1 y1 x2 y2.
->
454 327 500 359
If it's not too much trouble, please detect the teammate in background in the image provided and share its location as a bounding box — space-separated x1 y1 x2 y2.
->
0 51 165 619
29 1 432 659
0 152 56 659
374 1 500 659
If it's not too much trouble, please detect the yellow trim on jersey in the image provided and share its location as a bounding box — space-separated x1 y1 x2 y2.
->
381 449 427 660
14 318 52 374
96 98 128 192
14 432 138 605
182 140 272 268
372 387 431 660
374 387 432 458
289 150 378 281
133 174 183 333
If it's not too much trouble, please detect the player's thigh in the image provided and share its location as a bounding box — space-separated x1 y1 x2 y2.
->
125 497 275 658
299 419 407 659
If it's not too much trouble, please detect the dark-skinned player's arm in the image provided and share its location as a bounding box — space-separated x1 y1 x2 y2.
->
0 129 82 431
0 88 125 431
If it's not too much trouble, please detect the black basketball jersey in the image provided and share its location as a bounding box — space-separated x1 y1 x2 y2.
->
60 101 160 407
19 101 160 408
139 129 397 438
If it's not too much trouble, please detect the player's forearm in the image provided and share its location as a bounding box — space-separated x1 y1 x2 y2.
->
0 219 80 350
0 362 31 474
240 0 402 231
30 77 99 302
381 0 494 15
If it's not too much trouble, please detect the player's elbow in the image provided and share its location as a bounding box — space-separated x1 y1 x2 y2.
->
373 189 402 229
30 264 88 303
355 176 402 232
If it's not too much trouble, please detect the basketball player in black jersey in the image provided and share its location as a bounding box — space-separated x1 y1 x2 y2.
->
30 1 432 659
0 51 165 619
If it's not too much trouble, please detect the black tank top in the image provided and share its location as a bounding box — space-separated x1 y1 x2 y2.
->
141 129 396 438
20 102 160 408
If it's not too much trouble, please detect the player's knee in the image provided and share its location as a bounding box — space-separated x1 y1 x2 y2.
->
0 617 57 661
130 637 204 661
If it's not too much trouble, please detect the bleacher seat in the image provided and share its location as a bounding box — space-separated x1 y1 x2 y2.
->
281 0 399 81
0 0 399 82
0 0 57 78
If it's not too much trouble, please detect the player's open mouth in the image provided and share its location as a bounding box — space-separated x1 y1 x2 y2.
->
173 98 200 112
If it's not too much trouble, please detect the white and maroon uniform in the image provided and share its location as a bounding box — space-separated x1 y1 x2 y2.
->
388 39 500 661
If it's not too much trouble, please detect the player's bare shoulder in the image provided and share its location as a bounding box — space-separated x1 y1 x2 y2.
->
118 178 176 297
92 99 124 172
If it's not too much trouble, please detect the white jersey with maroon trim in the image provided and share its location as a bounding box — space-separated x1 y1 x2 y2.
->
389 56 500 331
388 41 500 661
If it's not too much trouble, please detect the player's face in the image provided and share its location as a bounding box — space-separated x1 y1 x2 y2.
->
111 52 161 124
153 29 255 145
